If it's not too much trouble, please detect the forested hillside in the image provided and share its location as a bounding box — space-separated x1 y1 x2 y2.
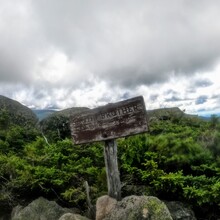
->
0 99 220 219
0 95 38 126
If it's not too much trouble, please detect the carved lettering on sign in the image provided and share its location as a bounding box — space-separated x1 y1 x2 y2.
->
70 96 148 144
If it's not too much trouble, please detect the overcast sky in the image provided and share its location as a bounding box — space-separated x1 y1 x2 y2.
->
0 0 220 115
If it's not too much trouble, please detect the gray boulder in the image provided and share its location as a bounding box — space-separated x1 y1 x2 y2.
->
59 213 90 220
165 201 196 220
96 195 117 220
96 195 173 220
11 197 75 220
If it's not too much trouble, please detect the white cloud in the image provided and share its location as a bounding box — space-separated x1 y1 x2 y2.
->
0 0 220 115
33 49 91 87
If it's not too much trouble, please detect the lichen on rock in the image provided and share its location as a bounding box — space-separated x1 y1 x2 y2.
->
96 195 173 220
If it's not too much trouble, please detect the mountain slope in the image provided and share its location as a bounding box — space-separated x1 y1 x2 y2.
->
147 107 199 122
0 95 38 126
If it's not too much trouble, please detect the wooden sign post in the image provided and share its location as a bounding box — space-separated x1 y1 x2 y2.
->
70 96 148 200
104 139 121 200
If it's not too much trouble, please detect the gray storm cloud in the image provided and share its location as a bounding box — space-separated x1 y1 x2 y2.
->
31 0 220 87
1 0 220 112
0 0 46 83
0 0 220 88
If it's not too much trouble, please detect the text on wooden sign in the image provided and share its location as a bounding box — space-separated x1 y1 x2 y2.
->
70 96 148 144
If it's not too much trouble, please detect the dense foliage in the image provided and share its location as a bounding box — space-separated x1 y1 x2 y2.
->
0 108 220 219
118 116 220 219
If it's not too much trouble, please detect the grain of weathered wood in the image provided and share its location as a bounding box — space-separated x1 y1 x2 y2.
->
70 96 148 144
104 139 121 200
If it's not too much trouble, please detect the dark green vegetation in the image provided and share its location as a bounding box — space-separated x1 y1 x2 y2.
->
0 97 220 219
0 95 38 126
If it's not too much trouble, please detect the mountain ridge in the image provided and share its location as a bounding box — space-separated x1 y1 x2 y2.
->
0 95 38 126
1 94 214 123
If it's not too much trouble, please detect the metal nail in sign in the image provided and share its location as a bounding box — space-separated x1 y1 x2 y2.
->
70 96 148 144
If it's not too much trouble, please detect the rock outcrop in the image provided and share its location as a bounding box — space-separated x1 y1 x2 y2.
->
165 201 196 220
11 197 88 220
96 195 173 220
58 213 90 220
6 195 198 220
96 195 117 220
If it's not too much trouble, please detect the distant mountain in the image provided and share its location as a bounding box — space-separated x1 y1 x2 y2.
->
0 95 38 126
32 109 56 120
1 94 208 140
197 116 211 121
39 106 197 142
146 107 198 121
197 112 220 119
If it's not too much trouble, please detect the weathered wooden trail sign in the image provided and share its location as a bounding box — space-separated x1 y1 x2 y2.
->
70 96 148 200
70 96 148 144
